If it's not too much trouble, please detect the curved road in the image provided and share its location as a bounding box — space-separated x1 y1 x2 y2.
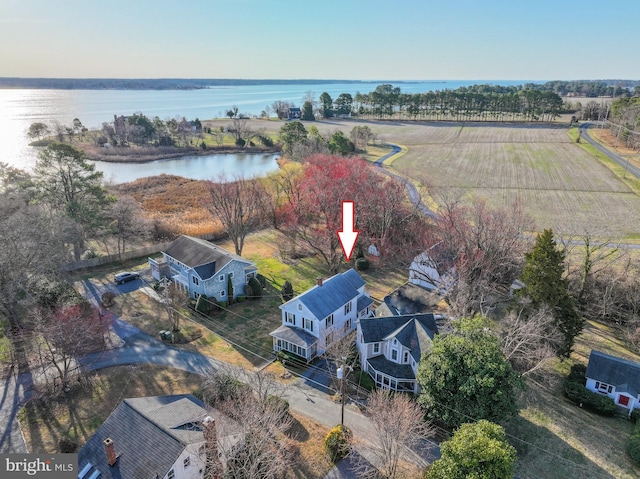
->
579 122 640 179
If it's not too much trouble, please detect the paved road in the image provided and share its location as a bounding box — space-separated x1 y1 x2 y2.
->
0 281 439 477
579 122 640 179
375 143 438 219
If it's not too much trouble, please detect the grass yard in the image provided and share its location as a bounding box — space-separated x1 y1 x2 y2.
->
18 364 333 479
19 365 203 453
506 321 640 479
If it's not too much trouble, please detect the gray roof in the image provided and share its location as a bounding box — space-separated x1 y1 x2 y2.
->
163 235 254 279
282 269 366 320
357 295 374 313
384 282 439 316
367 355 416 381
360 314 438 363
586 350 640 397
78 394 209 479
270 325 318 348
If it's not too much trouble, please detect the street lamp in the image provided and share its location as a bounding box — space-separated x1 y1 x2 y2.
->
336 360 352 426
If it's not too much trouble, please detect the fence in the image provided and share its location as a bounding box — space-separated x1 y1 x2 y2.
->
62 232 224 272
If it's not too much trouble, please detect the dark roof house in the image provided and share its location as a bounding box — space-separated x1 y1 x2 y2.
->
78 395 236 479
585 350 640 412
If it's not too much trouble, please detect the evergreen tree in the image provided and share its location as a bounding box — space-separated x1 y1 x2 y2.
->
227 275 234 305
280 281 294 302
301 101 315 121
520 229 583 357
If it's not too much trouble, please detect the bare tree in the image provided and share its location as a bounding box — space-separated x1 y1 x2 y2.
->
428 194 534 316
107 195 150 256
357 390 434 479
201 369 294 479
204 175 268 256
228 117 251 146
500 300 562 376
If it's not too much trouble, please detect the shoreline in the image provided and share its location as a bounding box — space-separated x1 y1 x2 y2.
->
31 140 282 163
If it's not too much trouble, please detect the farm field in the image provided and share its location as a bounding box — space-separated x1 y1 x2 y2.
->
304 119 640 240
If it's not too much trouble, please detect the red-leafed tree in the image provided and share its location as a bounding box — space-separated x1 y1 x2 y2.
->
277 155 430 274
33 304 111 390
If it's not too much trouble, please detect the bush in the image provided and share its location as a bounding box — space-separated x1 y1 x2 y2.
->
236 295 245 303
259 135 274 147
281 281 294 302
628 429 640 464
568 363 587 381
256 273 267 289
354 370 375 391
564 379 617 416
248 277 262 299
101 291 116 307
58 436 78 453
355 257 370 271
266 395 290 415
324 424 352 462
631 409 640 424
196 294 213 315
235 138 246 147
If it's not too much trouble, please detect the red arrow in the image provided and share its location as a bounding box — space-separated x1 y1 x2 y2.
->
337 201 360 262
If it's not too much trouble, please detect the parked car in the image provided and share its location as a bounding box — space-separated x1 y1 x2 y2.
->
114 272 140 284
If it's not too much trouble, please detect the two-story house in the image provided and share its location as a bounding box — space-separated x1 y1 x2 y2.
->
586 350 640 414
357 313 438 394
149 235 257 302
78 395 238 479
270 269 373 362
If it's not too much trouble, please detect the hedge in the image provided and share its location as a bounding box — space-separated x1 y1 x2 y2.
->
324 424 352 462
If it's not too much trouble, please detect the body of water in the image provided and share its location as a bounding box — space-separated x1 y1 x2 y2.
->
0 80 534 182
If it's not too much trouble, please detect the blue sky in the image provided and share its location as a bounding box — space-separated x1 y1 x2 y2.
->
1 0 638 80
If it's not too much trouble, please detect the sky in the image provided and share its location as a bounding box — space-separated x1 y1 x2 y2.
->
1 0 638 81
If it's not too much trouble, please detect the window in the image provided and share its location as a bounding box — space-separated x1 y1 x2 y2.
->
304 318 314 332
619 395 630 407
286 312 295 325
192 276 199 285
220 290 225 298
344 318 352 332
183 456 191 468
391 349 398 361
298 303 303 311
403 351 409 363
326 331 334 345
325 314 334 328
373 343 380 354
344 302 352 315
168 470 175 479
229 271 234 278
596 381 613 394
219 274 225 282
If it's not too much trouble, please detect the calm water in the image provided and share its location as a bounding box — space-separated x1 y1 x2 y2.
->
0 80 532 182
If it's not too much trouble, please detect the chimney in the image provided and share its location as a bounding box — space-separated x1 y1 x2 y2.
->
202 417 222 478
103 438 117 467
317 277 323 287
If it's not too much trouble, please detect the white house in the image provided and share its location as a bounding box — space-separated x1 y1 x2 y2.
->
270 269 373 362
408 243 455 293
585 350 640 413
149 235 257 303
357 313 438 394
77 395 238 479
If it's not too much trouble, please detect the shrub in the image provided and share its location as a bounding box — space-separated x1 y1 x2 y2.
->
236 295 245 303
568 363 587 381
243 284 253 298
58 436 78 453
248 277 262 299
281 281 294 302
564 379 617 416
235 138 246 147
259 135 274 147
196 294 212 315
324 424 352 462
101 291 116 307
631 408 640 424
628 429 640 464
266 395 290 415
256 273 267 289
354 370 375 391
355 257 370 271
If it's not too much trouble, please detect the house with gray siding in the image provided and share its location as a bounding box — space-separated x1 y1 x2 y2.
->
149 235 257 302
357 313 438 394
270 269 373 362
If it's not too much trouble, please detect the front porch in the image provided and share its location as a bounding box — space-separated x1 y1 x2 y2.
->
270 325 318 363
366 355 418 393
